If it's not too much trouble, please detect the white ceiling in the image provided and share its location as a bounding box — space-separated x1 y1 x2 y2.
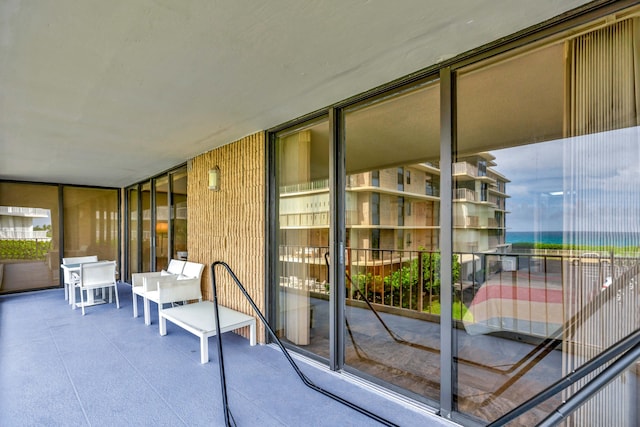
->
0 0 593 187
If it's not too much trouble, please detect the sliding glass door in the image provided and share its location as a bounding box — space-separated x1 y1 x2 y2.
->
125 165 187 281
342 80 442 401
453 18 640 426
127 186 140 277
0 182 59 293
62 187 118 263
273 117 331 359
140 181 152 273
170 167 188 262
154 176 169 271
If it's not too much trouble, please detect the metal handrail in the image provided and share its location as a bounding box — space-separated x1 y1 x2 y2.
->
487 328 640 427
212 255 638 425
537 340 640 427
210 261 398 427
475 260 638 412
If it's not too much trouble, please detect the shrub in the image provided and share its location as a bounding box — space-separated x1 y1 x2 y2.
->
382 250 461 309
0 239 52 261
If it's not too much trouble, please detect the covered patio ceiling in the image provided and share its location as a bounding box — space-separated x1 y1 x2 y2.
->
0 0 593 188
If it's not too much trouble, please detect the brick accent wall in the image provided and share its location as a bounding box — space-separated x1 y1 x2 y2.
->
187 131 266 342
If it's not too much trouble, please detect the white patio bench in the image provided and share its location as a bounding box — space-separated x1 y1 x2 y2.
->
132 260 205 326
131 259 186 322
157 280 256 363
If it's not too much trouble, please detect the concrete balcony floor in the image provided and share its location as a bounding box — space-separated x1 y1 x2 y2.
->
1 284 458 426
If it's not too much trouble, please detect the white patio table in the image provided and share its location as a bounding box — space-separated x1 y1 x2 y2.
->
61 262 116 308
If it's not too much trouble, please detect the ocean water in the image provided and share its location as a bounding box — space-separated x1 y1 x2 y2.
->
506 231 640 247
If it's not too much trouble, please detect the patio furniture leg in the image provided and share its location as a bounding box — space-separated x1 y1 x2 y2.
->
250 323 256 346
144 297 151 325
156 303 162 327
200 336 208 364
159 315 167 336
133 292 138 317
80 287 86 316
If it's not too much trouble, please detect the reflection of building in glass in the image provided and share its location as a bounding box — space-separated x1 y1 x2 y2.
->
279 155 509 280
346 163 441 253
0 206 50 240
453 152 510 253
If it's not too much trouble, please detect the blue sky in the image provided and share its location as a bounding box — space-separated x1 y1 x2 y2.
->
492 126 640 233
32 216 51 227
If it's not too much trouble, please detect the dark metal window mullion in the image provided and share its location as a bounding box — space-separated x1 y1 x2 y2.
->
329 107 346 371
439 66 454 418
266 131 278 345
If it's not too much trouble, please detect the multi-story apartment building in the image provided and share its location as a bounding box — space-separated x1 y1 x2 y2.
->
453 153 510 254
278 156 509 283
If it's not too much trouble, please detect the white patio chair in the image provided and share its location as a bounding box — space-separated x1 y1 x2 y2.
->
140 261 205 326
75 261 119 315
131 259 186 321
62 255 98 305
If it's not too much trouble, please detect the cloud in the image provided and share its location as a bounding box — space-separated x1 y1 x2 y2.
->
488 126 640 233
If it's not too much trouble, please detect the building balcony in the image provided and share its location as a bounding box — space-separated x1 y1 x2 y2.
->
453 188 477 202
487 218 499 228
453 216 480 228
280 179 330 195
280 212 330 228
0 206 50 218
452 162 496 184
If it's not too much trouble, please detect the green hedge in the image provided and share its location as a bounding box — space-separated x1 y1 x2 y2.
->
0 239 52 261
513 241 638 255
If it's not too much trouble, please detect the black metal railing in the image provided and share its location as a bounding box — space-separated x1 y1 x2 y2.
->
276 246 640 424
488 328 640 427
482 261 640 425
279 245 640 335
210 261 398 427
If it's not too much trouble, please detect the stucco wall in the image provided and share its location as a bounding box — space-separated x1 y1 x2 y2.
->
187 131 266 342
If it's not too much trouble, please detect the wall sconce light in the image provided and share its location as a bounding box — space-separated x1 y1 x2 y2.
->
208 166 221 191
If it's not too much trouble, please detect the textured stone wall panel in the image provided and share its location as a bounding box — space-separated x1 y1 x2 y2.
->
187 132 266 342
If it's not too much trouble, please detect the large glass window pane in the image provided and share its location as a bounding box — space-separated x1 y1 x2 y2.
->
155 176 169 271
141 182 152 272
343 79 441 402
171 168 188 262
0 182 59 293
275 117 330 359
454 17 639 426
127 186 139 278
63 187 118 263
